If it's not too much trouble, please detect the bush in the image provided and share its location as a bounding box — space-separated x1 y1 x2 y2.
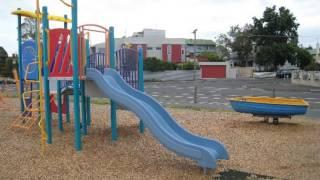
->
176 62 199 70
200 51 224 62
304 63 320 71
144 57 177 72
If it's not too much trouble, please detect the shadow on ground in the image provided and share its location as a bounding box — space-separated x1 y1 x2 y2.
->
216 169 276 180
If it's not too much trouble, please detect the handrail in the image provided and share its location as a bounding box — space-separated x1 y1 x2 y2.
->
59 0 72 7
24 61 39 81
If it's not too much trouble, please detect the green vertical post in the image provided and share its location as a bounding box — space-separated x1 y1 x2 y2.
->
71 0 82 150
138 48 145 133
42 7 52 144
85 39 91 126
17 8 24 112
109 26 118 141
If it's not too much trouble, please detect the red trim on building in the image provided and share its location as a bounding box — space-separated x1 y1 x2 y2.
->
201 65 226 78
171 44 181 63
162 44 168 62
132 44 147 59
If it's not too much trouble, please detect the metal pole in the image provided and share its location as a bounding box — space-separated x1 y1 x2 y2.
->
192 29 198 104
109 26 118 141
71 0 82 150
42 7 52 144
17 8 24 112
138 48 145 133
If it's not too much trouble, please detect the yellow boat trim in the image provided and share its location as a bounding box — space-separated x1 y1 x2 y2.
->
11 10 71 23
229 96 309 107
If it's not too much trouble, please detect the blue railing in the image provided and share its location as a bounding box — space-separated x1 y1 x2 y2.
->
116 48 139 89
88 53 106 73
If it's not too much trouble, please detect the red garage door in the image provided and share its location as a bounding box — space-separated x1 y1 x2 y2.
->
201 65 226 78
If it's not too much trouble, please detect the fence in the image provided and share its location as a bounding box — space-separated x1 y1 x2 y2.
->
292 70 320 87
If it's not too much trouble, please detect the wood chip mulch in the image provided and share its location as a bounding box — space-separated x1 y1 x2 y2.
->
0 98 319 179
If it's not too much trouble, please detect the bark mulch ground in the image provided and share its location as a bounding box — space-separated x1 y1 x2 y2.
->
0 98 319 179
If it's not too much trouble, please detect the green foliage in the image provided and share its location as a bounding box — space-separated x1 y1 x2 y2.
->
200 51 224 62
228 25 253 66
215 34 231 59
251 6 300 69
176 62 199 70
304 62 320 71
296 47 314 69
143 57 177 72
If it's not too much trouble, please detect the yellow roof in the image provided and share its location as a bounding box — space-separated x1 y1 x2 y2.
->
12 10 71 23
229 96 309 106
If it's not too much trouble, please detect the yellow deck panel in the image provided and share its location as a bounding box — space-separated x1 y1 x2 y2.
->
230 96 309 106
12 10 71 23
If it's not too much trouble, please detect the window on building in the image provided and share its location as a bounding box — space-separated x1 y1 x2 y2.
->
156 47 161 50
167 45 172 54
181 49 184 54
147 47 153 50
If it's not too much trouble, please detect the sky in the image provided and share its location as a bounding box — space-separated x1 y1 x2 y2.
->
0 0 319 54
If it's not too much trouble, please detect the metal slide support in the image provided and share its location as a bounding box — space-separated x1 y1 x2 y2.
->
17 8 24 112
109 26 118 141
138 48 145 133
42 7 52 144
71 0 82 150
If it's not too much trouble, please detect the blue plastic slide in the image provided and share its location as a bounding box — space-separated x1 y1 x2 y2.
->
86 68 228 169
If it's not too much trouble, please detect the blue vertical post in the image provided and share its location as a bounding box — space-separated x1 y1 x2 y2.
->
85 39 91 126
71 0 82 151
80 80 87 135
64 14 70 124
17 8 24 112
57 80 63 131
42 7 52 144
138 48 145 133
66 95 70 123
109 26 118 141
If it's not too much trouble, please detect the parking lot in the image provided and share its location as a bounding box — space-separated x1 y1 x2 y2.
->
145 78 320 119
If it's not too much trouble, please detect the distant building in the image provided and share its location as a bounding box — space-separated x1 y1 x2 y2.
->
93 29 216 63
308 43 320 64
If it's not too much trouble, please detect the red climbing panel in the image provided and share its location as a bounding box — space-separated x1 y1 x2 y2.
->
49 28 73 78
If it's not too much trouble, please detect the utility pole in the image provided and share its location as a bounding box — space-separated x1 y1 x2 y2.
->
192 29 197 104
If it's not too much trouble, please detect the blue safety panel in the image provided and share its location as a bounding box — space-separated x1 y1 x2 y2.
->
22 40 38 80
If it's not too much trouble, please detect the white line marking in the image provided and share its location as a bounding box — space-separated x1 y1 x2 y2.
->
228 95 238 97
200 97 208 99
305 97 317 100
175 96 183 98
187 97 193 99
163 95 170 98
213 97 220 100
152 94 158 97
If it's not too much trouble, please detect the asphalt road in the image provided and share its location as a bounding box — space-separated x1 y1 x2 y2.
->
144 78 320 120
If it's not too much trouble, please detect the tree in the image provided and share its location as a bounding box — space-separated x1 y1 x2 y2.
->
296 47 314 69
215 34 231 60
228 24 253 66
0 47 8 77
251 6 300 69
21 17 36 41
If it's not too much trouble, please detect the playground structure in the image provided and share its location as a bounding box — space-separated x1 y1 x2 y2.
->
11 0 228 170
